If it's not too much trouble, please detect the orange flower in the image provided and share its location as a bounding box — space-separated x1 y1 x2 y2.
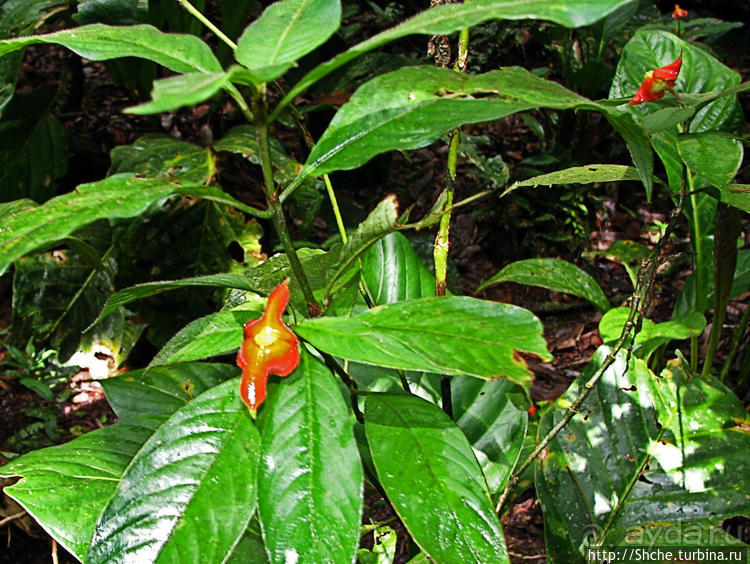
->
628 55 682 105
672 4 688 19
236 280 299 415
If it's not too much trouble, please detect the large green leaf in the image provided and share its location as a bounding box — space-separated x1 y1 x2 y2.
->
0 23 222 74
479 258 610 312
125 71 230 114
365 393 508 563
0 91 68 202
149 309 261 367
295 296 550 388
73 0 149 25
288 65 650 197
610 30 742 133
101 361 239 419
360 231 436 305
291 65 590 188
88 379 261 564
0 415 167 560
719 184 750 214
452 377 527 496
0 174 253 276
89 273 258 329
536 350 749 561
677 132 743 188
258 350 362 563
235 0 341 84
277 0 633 112
109 135 216 184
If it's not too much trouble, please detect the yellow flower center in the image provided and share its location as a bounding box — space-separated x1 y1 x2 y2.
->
254 325 280 348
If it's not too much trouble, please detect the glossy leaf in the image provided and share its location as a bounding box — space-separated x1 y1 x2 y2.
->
536 350 749 560
90 273 257 329
610 30 742 133
365 393 508 563
360 231 436 305
289 65 651 199
278 0 634 110
109 134 216 184
677 132 743 187
125 71 229 114
258 350 362 563
0 23 222 74
720 184 750 214
0 415 167 560
452 377 527 495
0 174 265 277
149 309 261 367
235 0 341 84
479 258 610 312
296 296 550 388
101 362 239 419
88 379 261 564
325 194 401 295
508 164 641 191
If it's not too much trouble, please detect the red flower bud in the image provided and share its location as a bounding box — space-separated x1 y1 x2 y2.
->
528 405 537 417
672 4 688 19
236 280 299 415
628 55 682 106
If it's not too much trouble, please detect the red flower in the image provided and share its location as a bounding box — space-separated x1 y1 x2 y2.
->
672 4 688 19
628 55 682 105
528 405 537 417
236 280 299 415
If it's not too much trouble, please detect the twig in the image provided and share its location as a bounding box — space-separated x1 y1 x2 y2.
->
0 511 26 527
495 190 686 514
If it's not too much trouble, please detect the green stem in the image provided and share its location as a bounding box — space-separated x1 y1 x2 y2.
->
684 167 704 373
176 0 237 50
324 174 347 244
254 113 319 316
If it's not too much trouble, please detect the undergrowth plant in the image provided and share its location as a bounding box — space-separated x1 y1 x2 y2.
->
0 1 748 562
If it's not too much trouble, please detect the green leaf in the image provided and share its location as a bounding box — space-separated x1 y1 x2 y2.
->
610 30 742 133
0 23 222 74
258 350 362 563
583 239 650 287
536 351 749 560
149 309 261 367
292 65 595 186
101 362 239 419
325 194 401 295
73 0 149 25
452 377 527 495
598 308 706 360
125 71 229 114
719 184 750 214
360 231 436 304
0 91 68 202
0 174 257 277
278 0 634 112
479 258 610 312
296 296 550 388
0 415 167 560
677 132 743 187
365 393 508 563
109 134 216 184
508 164 641 191
89 273 258 329
88 379 261 564
641 106 696 135
235 0 341 84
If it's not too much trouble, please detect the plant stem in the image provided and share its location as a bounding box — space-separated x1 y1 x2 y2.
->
176 0 238 50
496 191 686 514
254 104 319 316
